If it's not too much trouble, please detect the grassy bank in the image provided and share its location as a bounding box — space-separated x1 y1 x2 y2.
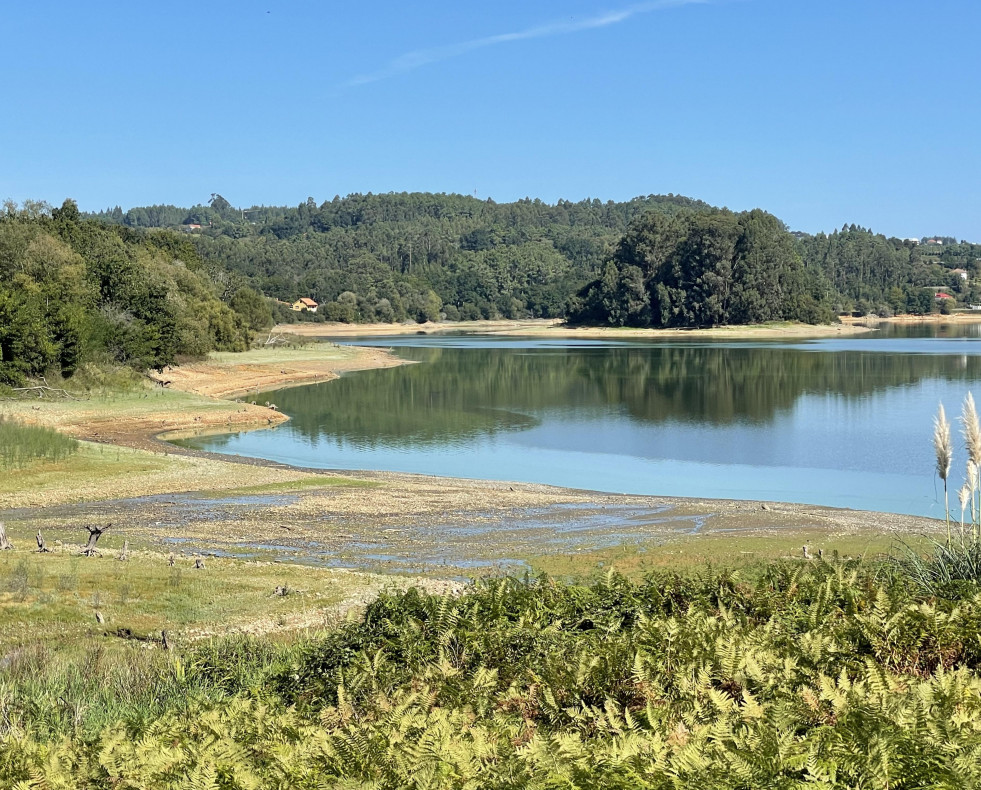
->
527 528 934 578
0 343 407 507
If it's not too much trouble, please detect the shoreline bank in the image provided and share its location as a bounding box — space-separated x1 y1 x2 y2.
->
277 318 876 340
840 312 981 326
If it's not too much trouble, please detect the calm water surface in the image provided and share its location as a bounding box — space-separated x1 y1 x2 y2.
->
176 325 981 517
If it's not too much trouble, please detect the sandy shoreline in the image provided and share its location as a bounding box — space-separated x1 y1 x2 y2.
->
840 312 981 326
278 318 876 340
149 344 408 400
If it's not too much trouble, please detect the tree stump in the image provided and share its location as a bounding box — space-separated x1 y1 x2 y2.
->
36 530 50 553
0 522 12 551
81 523 108 557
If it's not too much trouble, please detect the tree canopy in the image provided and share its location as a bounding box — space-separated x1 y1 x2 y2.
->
0 200 267 385
87 192 981 328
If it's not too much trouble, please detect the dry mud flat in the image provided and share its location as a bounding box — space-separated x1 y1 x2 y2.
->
2 471 939 577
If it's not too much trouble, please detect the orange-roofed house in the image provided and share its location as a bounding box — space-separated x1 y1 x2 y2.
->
292 297 319 313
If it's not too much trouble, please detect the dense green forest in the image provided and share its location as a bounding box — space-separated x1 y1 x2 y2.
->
91 193 981 328
95 192 713 324
0 200 272 386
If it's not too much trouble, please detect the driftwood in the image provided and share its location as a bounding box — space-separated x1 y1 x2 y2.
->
12 377 82 400
81 523 108 556
0 522 12 550
36 530 50 553
117 540 129 561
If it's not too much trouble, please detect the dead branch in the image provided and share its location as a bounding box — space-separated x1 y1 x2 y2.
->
81 523 108 556
11 377 82 401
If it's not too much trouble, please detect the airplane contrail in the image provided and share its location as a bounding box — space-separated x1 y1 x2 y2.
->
344 0 711 88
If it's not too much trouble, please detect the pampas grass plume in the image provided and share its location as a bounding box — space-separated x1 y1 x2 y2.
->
962 392 981 466
934 403 952 482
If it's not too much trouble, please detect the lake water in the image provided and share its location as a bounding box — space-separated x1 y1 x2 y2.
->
175 324 981 518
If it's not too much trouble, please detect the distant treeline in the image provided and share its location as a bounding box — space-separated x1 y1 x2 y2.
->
0 200 272 386
87 192 981 328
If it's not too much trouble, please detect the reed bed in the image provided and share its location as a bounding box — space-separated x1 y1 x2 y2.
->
0 415 78 468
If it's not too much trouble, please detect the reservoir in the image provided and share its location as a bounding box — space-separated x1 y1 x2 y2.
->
174 325 981 518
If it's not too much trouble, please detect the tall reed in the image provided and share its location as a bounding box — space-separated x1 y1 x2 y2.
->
934 403 952 541
0 416 79 468
962 393 981 542
896 392 981 596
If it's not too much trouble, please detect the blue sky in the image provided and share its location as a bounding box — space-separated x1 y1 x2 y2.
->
2 0 979 240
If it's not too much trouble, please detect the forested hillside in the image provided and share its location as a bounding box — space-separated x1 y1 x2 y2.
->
92 193 716 323
0 200 269 386
90 193 981 328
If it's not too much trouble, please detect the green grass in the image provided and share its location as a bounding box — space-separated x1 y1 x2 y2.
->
526 529 928 579
207 344 351 366
0 416 78 468
4 562 981 788
0 548 369 646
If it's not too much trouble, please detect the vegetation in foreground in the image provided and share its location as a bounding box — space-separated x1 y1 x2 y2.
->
3 558 981 789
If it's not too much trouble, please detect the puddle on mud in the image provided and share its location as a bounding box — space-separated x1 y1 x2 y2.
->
4 493 708 577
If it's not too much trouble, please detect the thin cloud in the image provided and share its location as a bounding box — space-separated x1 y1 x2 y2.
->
344 0 710 88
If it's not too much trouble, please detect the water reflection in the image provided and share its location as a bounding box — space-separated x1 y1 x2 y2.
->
178 329 981 516
261 344 981 444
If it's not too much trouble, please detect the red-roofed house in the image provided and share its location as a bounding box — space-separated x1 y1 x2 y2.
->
292 297 319 313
